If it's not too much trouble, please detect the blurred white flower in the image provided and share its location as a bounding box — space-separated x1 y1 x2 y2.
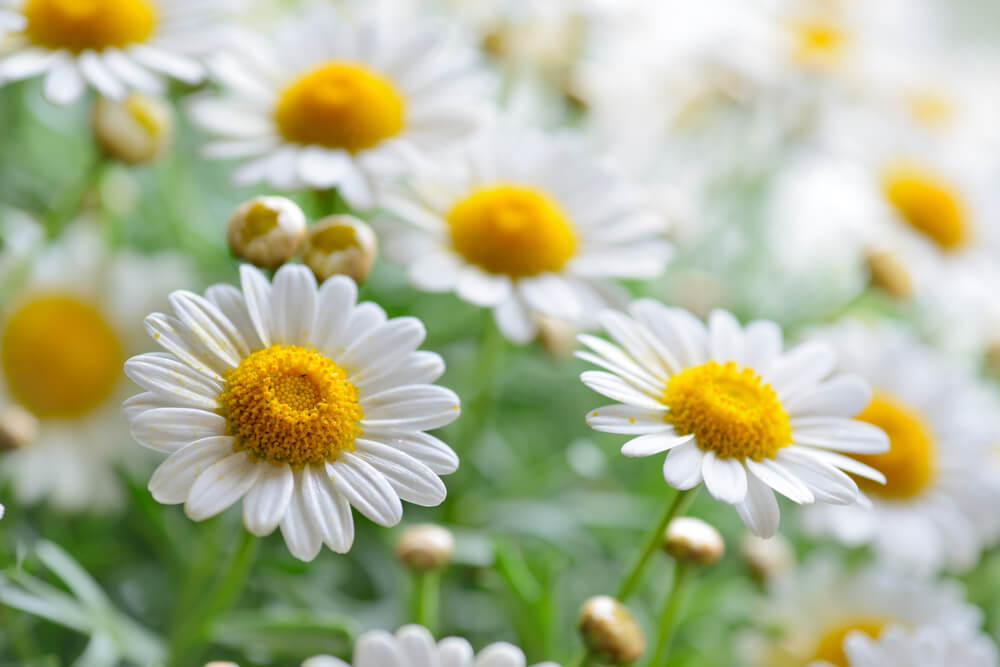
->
579 304 888 537
123 265 461 561
843 623 998 667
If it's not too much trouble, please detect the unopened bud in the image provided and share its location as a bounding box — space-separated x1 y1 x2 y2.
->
578 595 645 665
227 196 307 269
740 533 794 583
986 341 1000 377
301 215 377 284
0 404 40 451
865 248 911 300
538 314 578 358
395 523 455 572
92 93 173 165
663 517 724 567
203 662 239 667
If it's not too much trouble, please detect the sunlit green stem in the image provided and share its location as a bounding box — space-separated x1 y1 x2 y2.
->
649 562 694 666
616 488 696 601
410 570 441 635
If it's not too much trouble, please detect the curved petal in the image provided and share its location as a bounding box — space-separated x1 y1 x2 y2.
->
736 473 780 538
702 451 748 504
184 452 260 521
148 436 235 504
271 264 317 345
242 462 294 536
328 454 403 526
129 407 226 453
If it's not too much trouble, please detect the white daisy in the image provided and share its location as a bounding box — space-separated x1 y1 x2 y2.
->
0 220 194 511
122 264 462 562
578 303 889 538
799 320 1000 573
376 125 672 344
303 624 559 667
188 4 491 210
0 0 230 104
843 623 998 667
742 557 983 667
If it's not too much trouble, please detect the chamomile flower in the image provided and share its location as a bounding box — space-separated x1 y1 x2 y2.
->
303 625 559 667
188 5 490 210
742 557 983 667
123 264 461 561
0 221 193 511
579 303 889 538
799 321 1000 573
376 126 672 344
0 0 230 104
842 623 998 667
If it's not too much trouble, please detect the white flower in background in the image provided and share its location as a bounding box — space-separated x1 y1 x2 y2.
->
579 303 889 538
0 209 43 286
0 220 193 511
377 126 672 344
303 624 559 667
799 321 1000 573
843 623 998 667
188 4 490 210
743 557 983 667
0 0 230 104
123 264 461 561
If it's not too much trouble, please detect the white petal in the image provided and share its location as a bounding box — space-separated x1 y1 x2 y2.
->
302 657 350 667
792 447 886 483
353 630 404 667
340 302 387 352
78 51 124 99
744 458 814 503
776 448 860 505
409 251 463 292
354 351 444 396
457 267 512 307
353 439 446 506
188 97 274 137
784 374 872 418
577 332 667 388
185 452 260 521
662 441 705 490
361 385 461 432
204 284 264 351
279 468 324 561
307 465 355 553
0 49 58 81
328 454 403 526
708 310 744 365
519 274 581 321
121 391 178 421
169 290 245 368
701 451 748 504
585 403 674 435
242 463 294 537
475 642 527 667
742 320 783 372
340 317 426 381
148 436 235 504
298 147 351 187
736 473 780 538
493 296 538 344
598 309 672 381
361 431 458 475
271 264 317 345
621 432 694 457
43 59 85 105
130 45 203 83
311 275 358 355
129 407 226 453
396 625 436 667
102 48 163 93
579 371 665 411
439 638 474 667
144 312 227 379
240 264 274 347
124 353 221 410
791 417 889 454
767 342 836 399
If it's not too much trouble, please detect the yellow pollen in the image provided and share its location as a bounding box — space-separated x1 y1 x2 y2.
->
447 184 578 278
662 361 791 460
790 20 846 69
882 163 969 250
850 393 935 499
274 61 405 153
1 294 123 419
218 344 363 467
23 0 156 53
811 618 888 667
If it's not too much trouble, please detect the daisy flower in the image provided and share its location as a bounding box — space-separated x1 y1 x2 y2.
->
0 220 193 511
799 321 1000 573
0 0 229 104
742 557 983 667
579 302 889 537
188 4 490 210
843 623 998 667
376 126 672 344
303 624 559 667
122 264 461 561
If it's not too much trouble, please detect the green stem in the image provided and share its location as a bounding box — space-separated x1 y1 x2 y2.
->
45 152 106 240
410 570 441 634
575 650 598 667
616 489 696 601
649 562 694 666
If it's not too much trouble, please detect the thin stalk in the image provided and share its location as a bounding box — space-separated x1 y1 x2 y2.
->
649 562 694 666
410 570 441 635
616 489 696 601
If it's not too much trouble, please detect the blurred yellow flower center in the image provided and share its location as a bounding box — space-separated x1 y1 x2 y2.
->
274 62 405 153
882 164 968 250
1 295 122 419
447 184 578 278
811 618 887 667
23 0 156 53
850 393 934 499
219 344 363 467
906 91 954 129
791 20 846 68
662 361 791 460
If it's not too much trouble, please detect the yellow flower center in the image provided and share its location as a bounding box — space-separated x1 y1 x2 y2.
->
790 20 846 69
274 62 405 153
882 164 969 251
905 91 954 129
662 361 791 460
23 0 156 53
850 393 934 499
1 295 123 419
311 224 357 253
218 345 363 467
447 184 578 279
811 618 887 667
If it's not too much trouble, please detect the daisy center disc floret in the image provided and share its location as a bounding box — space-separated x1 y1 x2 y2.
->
662 361 791 460
447 184 578 278
23 0 156 52
882 163 968 250
274 61 405 153
850 392 934 499
218 344 363 467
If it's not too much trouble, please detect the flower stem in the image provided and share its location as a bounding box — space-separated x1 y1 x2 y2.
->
575 650 598 667
616 488 696 601
410 570 441 635
649 561 694 666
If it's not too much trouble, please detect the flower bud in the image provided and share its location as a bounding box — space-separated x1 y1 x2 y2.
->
663 517 724 567
92 93 173 165
203 663 239 667
301 215 377 284
538 314 577 358
740 533 794 584
865 248 911 300
0 404 40 452
395 523 455 572
578 595 645 665
227 197 307 269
